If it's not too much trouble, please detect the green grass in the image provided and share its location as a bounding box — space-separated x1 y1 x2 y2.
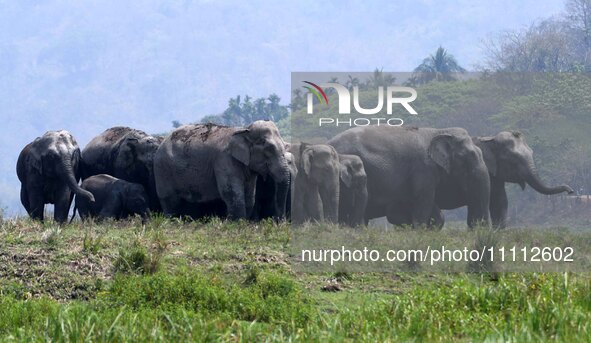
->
1 217 591 341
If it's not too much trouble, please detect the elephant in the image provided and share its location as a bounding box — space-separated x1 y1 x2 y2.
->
328 126 491 229
73 174 150 221
288 143 340 224
81 127 162 212
252 151 297 221
16 130 95 223
154 121 290 220
434 131 574 228
337 154 368 227
474 131 573 228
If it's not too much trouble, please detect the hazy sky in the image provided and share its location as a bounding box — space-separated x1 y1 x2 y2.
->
0 0 566 215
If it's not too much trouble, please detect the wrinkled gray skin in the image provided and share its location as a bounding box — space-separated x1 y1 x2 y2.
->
328 126 491 229
81 127 162 212
475 132 572 228
289 143 340 224
74 174 150 222
435 131 574 228
252 151 297 221
154 121 290 220
17 131 95 223
338 154 368 227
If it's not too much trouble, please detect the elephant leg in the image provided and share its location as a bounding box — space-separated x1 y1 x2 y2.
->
352 187 368 227
54 187 72 224
291 180 305 224
99 191 123 220
20 185 30 214
338 189 353 226
217 175 246 220
303 188 322 222
319 183 338 223
411 191 436 230
27 185 44 221
160 195 182 217
286 185 292 221
243 175 257 220
490 180 508 229
429 205 444 230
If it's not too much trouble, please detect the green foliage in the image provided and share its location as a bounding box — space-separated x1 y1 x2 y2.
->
412 46 466 85
103 270 311 326
113 237 163 275
41 226 62 248
82 230 103 255
3 272 591 341
198 93 289 127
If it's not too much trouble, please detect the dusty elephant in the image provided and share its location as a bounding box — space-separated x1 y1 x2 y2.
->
17 130 95 223
81 127 162 212
74 174 150 221
337 154 368 227
289 143 340 224
154 121 290 220
328 126 491 229
252 151 297 221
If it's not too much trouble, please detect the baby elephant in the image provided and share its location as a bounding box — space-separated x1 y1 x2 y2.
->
74 174 151 222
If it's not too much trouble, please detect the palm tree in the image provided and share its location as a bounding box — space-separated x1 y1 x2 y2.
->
345 75 361 91
367 68 396 88
324 77 339 95
413 46 466 84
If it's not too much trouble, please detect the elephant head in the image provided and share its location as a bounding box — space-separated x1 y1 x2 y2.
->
476 131 573 195
429 133 491 227
339 155 366 189
229 120 290 219
39 131 95 203
298 143 341 222
114 134 162 211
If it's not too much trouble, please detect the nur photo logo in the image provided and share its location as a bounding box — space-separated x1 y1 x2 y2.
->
300 76 418 127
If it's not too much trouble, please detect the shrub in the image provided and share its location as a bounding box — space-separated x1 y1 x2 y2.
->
113 238 162 275
82 231 103 255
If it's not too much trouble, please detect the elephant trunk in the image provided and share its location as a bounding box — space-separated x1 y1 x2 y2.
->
270 158 290 220
59 155 95 203
524 166 573 195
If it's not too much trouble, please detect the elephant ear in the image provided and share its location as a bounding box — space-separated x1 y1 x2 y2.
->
116 138 138 169
301 147 313 176
477 137 498 176
340 163 353 188
28 153 43 175
428 134 453 174
229 129 251 166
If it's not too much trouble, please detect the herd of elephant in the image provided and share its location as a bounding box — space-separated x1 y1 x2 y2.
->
17 121 574 229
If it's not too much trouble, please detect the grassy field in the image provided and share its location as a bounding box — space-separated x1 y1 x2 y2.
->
1 217 591 341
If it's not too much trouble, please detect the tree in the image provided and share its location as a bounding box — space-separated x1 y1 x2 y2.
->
412 46 466 84
201 94 289 126
566 0 591 67
483 20 574 72
483 1 591 72
366 68 396 88
345 75 361 91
